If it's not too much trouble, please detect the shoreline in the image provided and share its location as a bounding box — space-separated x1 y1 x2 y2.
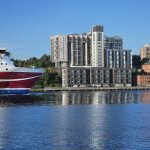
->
43 86 150 92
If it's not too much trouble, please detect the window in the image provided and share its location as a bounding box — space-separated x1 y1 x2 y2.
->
97 33 102 41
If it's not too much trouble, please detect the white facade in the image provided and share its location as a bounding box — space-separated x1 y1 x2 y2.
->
50 35 68 67
91 25 104 67
66 34 92 67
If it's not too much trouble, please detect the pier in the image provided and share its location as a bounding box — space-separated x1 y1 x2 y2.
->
44 86 150 92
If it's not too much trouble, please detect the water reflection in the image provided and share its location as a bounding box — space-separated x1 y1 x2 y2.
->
140 90 150 103
0 108 8 149
48 90 144 105
0 91 150 149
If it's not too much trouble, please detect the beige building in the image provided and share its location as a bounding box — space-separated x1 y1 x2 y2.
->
140 44 150 60
50 33 92 68
50 35 68 68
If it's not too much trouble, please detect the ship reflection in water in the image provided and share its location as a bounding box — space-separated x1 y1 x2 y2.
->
47 90 149 105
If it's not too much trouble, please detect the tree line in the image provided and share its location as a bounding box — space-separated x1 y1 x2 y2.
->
11 54 62 88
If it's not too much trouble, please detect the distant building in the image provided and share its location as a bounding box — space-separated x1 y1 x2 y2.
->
50 25 132 88
137 63 150 86
132 72 138 86
62 67 132 87
105 49 132 68
68 34 92 67
50 26 131 69
104 36 123 50
137 74 150 86
50 35 68 68
132 55 141 69
141 63 150 73
91 25 104 67
112 68 132 87
140 44 150 60
50 33 92 68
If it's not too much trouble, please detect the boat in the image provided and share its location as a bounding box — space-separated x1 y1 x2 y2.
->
0 48 44 94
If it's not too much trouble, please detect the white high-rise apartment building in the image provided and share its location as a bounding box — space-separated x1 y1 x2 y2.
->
50 25 132 88
50 33 92 68
50 26 132 69
68 34 91 67
50 25 105 68
50 35 68 68
91 25 104 67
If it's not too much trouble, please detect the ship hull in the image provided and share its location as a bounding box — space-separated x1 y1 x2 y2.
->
0 88 30 94
0 49 44 94
0 72 42 94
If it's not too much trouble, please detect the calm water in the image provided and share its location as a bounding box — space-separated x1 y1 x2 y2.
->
0 90 150 149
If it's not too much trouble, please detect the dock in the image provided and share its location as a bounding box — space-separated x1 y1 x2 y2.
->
44 86 150 92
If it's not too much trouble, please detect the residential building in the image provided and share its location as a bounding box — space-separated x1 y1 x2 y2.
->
137 74 150 86
68 34 92 67
104 36 123 50
50 25 132 87
132 55 141 69
91 25 104 67
62 67 132 87
51 33 92 68
141 63 150 73
63 67 111 87
140 44 150 60
137 62 150 86
50 35 68 68
112 68 132 86
105 49 132 68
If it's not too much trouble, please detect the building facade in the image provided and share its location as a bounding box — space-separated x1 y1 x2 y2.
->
137 64 150 86
132 55 141 69
62 67 132 87
137 74 150 86
104 36 123 50
112 68 132 86
105 49 132 68
140 44 150 60
50 25 132 87
50 35 68 68
91 25 104 67
68 34 92 67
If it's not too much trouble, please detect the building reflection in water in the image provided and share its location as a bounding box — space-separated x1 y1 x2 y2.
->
0 90 149 149
49 92 143 150
0 108 8 149
49 90 143 105
140 90 150 103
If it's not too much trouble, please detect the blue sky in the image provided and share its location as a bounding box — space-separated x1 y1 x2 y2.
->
0 0 150 59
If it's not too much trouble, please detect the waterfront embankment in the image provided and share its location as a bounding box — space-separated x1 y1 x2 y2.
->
44 86 150 91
